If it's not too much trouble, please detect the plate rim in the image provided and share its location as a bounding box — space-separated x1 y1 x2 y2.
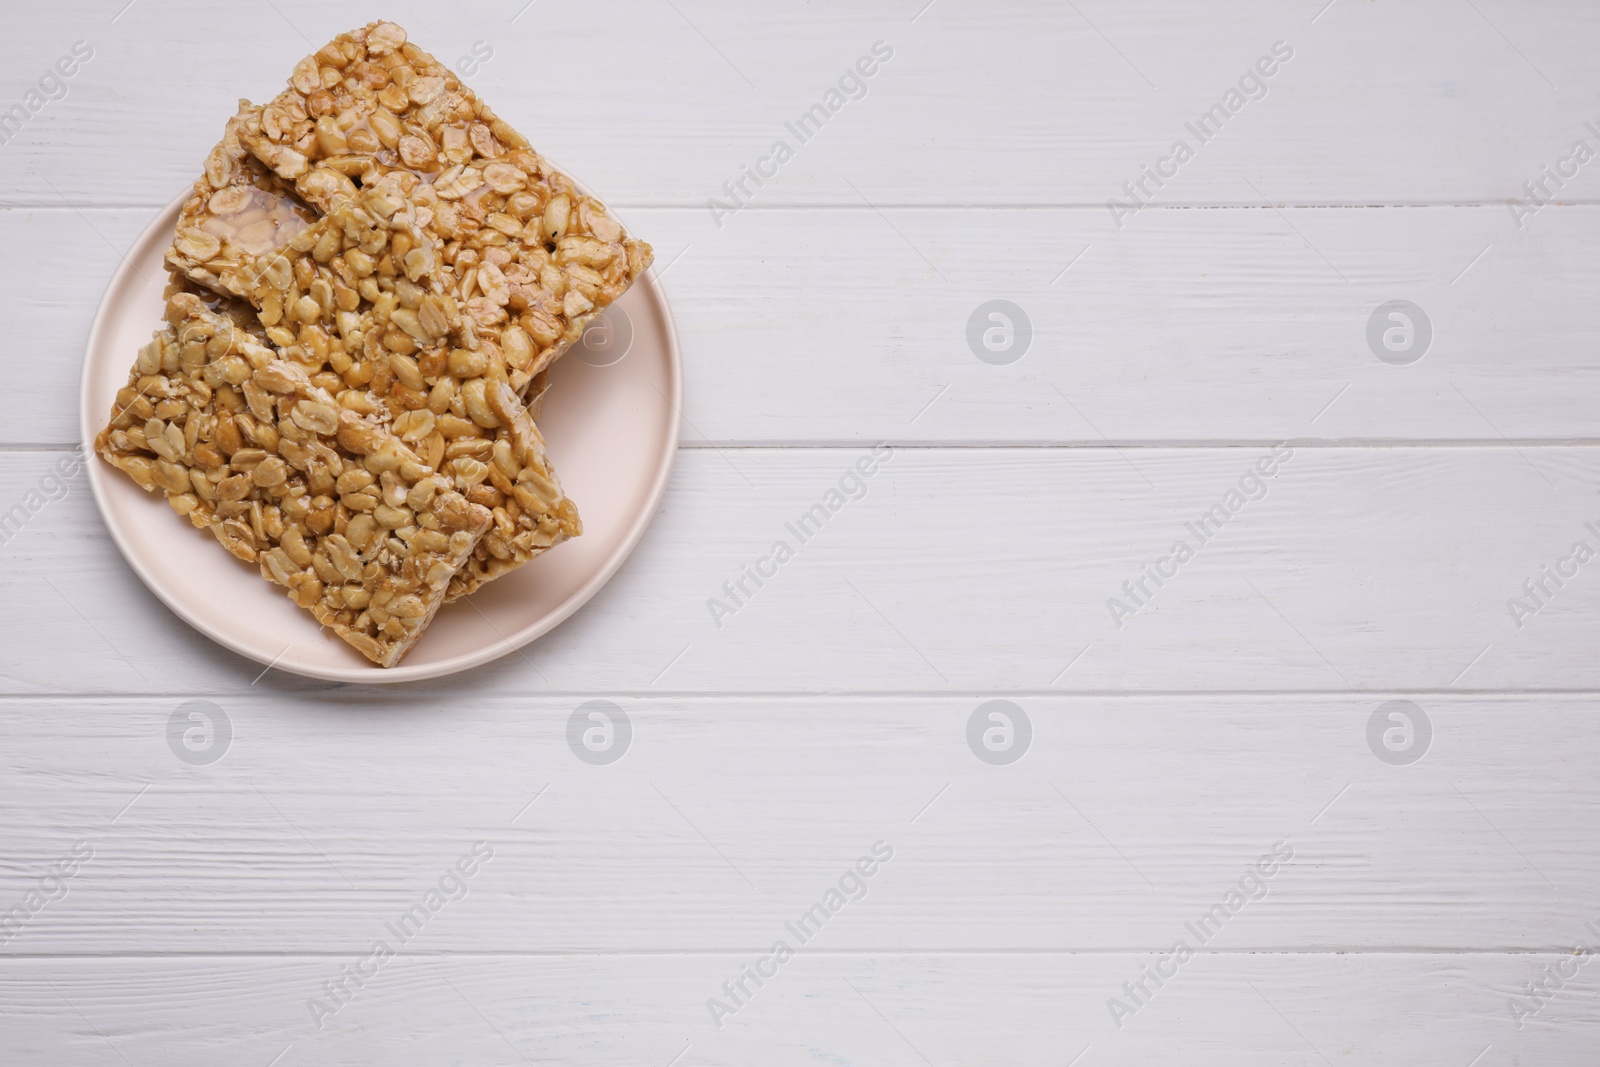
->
79 188 682 685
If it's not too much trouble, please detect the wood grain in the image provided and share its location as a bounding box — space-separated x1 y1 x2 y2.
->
0 694 1594 954
3 2 1599 208
2 954 1591 1064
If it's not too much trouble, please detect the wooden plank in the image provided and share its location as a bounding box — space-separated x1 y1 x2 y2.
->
3 446 1597 696
0 953 1591 1063
0 206 151 449
3 1 1600 208
12 203 1600 447
0 693 1596 953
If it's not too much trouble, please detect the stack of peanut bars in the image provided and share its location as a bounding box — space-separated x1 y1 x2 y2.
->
95 22 652 667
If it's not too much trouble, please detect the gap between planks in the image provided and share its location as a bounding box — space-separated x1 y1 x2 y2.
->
14 689 1600 701
1 201 1597 212
0 948 1591 959
16 441 1600 453
3 201 1600 214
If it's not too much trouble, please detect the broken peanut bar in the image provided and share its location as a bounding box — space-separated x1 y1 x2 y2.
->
237 20 652 379
169 102 318 302
448 375 579 599
96 291 493 667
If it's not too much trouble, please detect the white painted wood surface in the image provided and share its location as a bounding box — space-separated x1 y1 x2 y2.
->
7 955 1597 1064
1 693 1597 951
11 204 1600 446
4 0 1599 1063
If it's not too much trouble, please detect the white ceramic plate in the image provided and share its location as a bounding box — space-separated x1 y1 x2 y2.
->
80 191 681 684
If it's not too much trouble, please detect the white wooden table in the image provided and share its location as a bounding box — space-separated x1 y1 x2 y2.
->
4 1 1599 1062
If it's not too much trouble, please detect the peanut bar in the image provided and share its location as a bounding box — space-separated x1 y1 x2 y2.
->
236 21 653 379
96 290 493 667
